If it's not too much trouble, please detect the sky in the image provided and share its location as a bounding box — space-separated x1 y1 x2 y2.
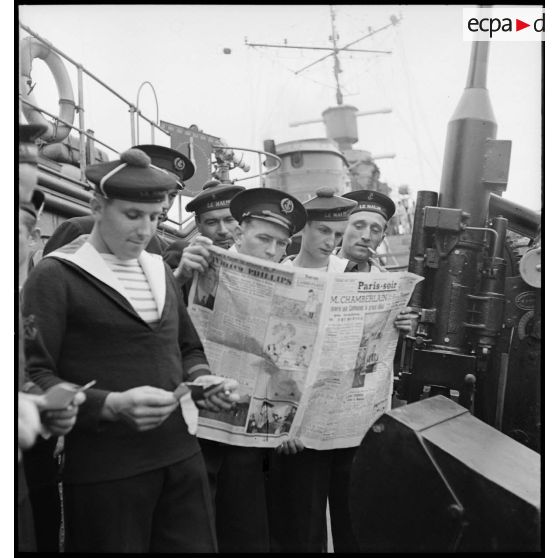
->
17 4 542 211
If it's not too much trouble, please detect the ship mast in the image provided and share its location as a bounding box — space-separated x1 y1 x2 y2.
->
245 6 398 108
329 6 343 106
248 6 402 195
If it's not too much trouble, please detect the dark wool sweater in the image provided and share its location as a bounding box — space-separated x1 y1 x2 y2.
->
22 256 210 484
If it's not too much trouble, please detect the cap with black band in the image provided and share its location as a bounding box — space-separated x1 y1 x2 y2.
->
230 187 307 236
186 180 245 215
133 144 195 190
342 189 396 221
303 187 357 221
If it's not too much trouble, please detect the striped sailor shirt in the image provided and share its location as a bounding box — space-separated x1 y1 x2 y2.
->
100 254 159 324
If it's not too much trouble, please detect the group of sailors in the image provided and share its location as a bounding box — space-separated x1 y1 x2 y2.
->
18 125 414 553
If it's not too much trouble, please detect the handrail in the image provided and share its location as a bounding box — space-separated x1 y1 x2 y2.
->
210 145 282 183
19 21 281 232
19 22 169 138
19 97 120 155
136 81 160 145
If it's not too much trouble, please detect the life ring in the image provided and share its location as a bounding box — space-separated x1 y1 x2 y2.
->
19 36 75 143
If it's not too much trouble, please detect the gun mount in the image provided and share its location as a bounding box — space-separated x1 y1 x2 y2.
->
395 41 541 452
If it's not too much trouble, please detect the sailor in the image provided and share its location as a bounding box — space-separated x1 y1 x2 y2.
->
163 181 246 520
19 186 60 554
186 187 306 553
339 189 414 331
19 123 48 203
337 189 396 271
19 190 45 285
18 123 86 552
42 144 194 256
230 187 306 261
281 186 356 271
18 123 49 552
22 148 238 553
133 143 196 227
165 179 245 288
269 187 413 553
22 141 193 552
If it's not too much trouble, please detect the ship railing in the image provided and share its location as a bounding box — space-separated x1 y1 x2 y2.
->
19 22 280 235
17 22 204 233
19 22 170 184
19 22 170 174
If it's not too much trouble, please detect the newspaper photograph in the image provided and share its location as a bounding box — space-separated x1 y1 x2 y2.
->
188 246 422 449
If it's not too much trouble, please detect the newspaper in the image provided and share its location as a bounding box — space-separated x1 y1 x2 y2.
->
188 246 422 450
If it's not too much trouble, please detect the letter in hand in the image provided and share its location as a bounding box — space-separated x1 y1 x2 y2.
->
40 380 95 410
191 375 240 412
173 381 221 402
104 386 179 432
39 381 90 436
173 235 213 284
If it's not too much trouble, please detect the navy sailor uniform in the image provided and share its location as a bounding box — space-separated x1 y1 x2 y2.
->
22 238 217 552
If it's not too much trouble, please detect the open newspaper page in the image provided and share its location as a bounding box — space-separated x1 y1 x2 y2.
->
188 246 422 449
188 246 328 447
294 271 422 450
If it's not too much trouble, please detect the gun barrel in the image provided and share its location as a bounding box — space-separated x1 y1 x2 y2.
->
489 194 541 239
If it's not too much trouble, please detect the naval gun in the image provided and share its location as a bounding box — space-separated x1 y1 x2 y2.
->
349 42 541 552
395 39 541 451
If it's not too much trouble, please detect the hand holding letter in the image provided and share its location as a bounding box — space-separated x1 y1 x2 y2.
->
191 375 240 412
104 386 178 431
41 390 86 436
